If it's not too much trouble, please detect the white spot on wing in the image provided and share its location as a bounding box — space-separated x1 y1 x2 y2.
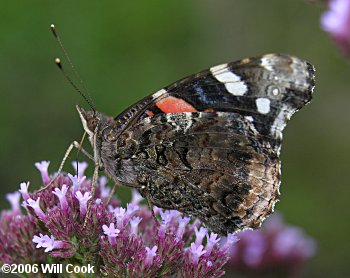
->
256 98 271 114
210 65 247 96
272 88 279 96
245 116 254 122
224 82 247 96
212 71 240 83
143 117 151 124
261 54 277 71
152 88 167 99
210 63 228 73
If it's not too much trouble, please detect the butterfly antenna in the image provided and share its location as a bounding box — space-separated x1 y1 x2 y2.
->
51 24 96 112
54 58 95 112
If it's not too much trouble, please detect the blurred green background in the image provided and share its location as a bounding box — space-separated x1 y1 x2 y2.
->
0 0 349 276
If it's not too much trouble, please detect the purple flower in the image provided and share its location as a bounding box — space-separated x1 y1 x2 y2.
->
27 197 47 222
113 207 127 229
0 212 43 264
75 191 92 218
99 176 110 198
177 216 190 238
222 233 239 251
1 159 318 277
32 234 69 253
189 243 206 265
19 182 30 202
144 245 157 266
71 161 88 179
32 234 56 252
126 203 140 215
206 232 220 255
102 223 120 246
68 174 86 195
194 226 208 247
159 209 176 224
32 233 50 248
35 161 50 184
129 216 142 235
52 184 69 213
0 160 235 277
130 189 143 205
273 226 317 257
241 231 266 266
158 209 179 239
321 0 350 54
5 191 21 215
226 213 317 276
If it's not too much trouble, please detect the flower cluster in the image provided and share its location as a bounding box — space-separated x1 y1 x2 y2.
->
225 213 317 277
0 161 235 277
321 0 350 55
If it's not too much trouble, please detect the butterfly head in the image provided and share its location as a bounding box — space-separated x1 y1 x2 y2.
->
76 105 114 146
76 105 98 139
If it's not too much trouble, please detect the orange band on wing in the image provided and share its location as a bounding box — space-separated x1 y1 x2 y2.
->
155 96 197 113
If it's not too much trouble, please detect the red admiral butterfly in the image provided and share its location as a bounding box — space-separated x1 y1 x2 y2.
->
76 54 315 235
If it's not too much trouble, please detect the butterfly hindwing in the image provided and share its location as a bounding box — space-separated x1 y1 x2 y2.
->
110 112 280 234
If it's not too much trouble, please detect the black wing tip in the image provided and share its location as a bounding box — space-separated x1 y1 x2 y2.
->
281 54 316 100
306 61 316 94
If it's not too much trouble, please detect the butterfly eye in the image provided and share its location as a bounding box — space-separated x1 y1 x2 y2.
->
87 118 99 132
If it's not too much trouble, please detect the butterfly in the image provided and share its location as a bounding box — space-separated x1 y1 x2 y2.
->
77 54 315 235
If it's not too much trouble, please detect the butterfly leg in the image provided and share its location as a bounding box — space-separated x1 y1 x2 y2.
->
73 141 94 161
38 142 75 192
146 195 158 227
38 138 93 192
83 162 99 229
106 183 119 205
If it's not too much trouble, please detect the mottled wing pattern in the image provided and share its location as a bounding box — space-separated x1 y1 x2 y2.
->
113 112 280 235
106 54 315 234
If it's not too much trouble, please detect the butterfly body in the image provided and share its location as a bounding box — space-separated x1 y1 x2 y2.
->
77 54 315 235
